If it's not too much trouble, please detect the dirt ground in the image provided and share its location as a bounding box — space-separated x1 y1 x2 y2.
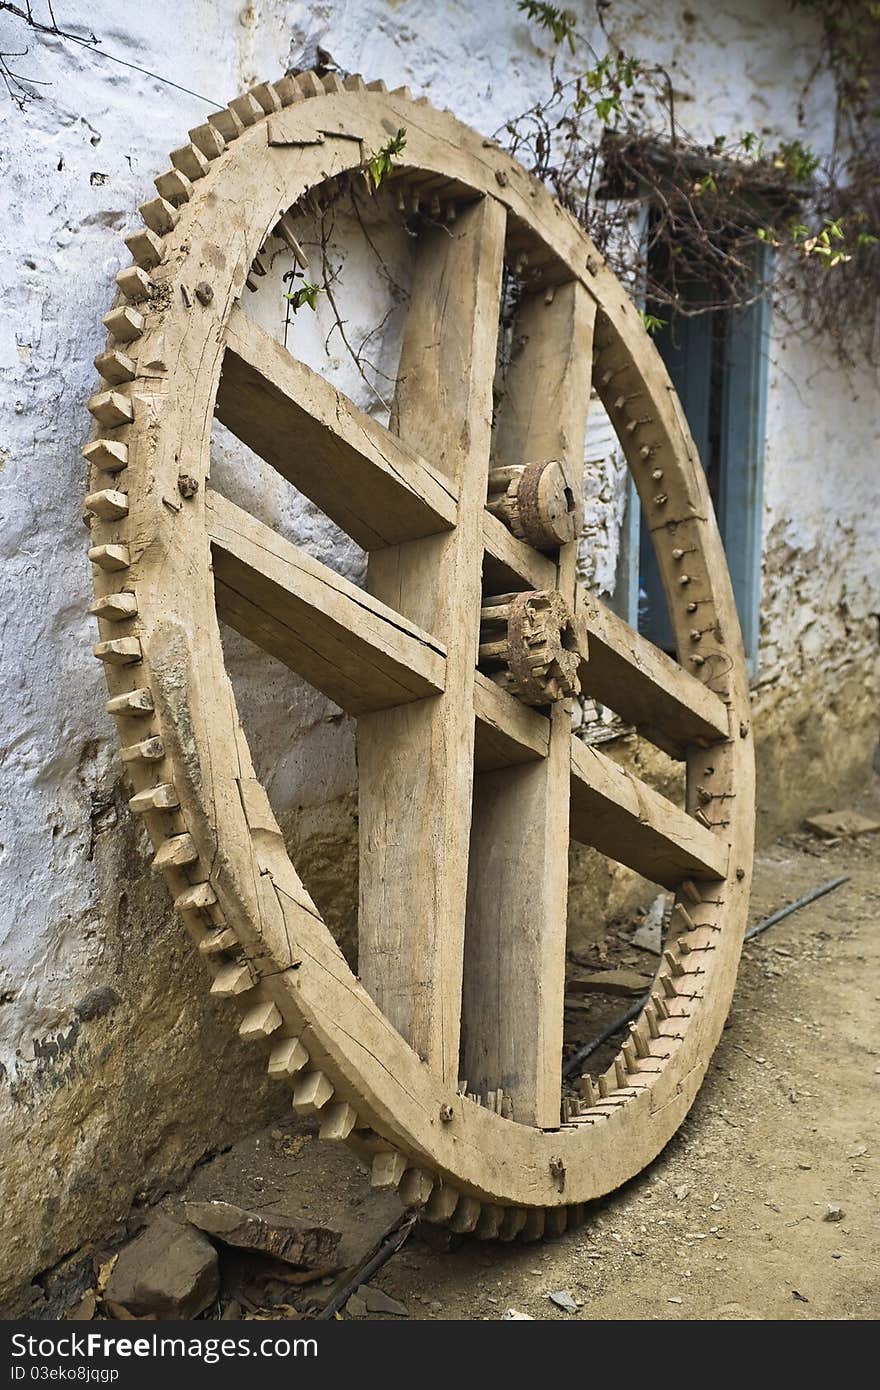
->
145 780 878 1323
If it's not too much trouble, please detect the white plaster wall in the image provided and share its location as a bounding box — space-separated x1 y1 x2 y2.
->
0 0 876 1301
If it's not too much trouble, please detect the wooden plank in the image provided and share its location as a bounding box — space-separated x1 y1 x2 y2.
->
357 196 507 1080
216 306 457 550
206 489 445 714
481 509 556 594
569 735 728 885
463 279 596 1128
576 586 729 755
472 670 549 770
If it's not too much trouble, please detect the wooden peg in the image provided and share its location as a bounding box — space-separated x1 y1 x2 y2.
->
267 1036 309 1078
318 1101 358 1142
93 637 142 666
94 349 136 384
124 228 164 269
208 107 245 142
399 1168 435 1206
88 391 134 428
89 591 137 621
118 739 163 761
85 488 128 520
115 265 154 301
83 439 128 472
663 949 685 978
629 1021 650 1059
174 881 217 912
107 687 153 717
139 197 179 236
154 168 193 205
449 1195 481 1233
239 1000 282 1041
170 143 210 181
210 961 253 997
88 544 130 572
614 1057 628 1088
580 1074 598 1107
622 1037 639 1071
644 1002 660 1039
371 1150 407 1191
598 1073 611 1099
188 123 225 159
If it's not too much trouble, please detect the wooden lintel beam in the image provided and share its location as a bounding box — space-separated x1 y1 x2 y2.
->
206 489 445 714
216 307 458 550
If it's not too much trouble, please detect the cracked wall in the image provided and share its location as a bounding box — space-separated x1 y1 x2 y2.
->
0 0 876 1311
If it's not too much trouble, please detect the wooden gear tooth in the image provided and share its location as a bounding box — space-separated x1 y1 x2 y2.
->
139 196 179 236
210 962 254 997
295 71 325 99
424 1185 459 1224
107 687 153 717
174 881 217 911
475 1204 504 1239
129 782 178 814
88 544 130 572
198 926 239 954
239 1000 283 1040
273 74 302 105
120 735 164 762
208 107 245 142
318 1101 358 1142
154 168 194 205
89 591 137 621
448 1196 482 1233
521 1210 546 1242
250 81 283 114
93 637 142 666
498 1207 527 1241
544 1207 567 1238
85 488 129 520
188 123 226 159
115 265 154 301
94 349 136 385
152 833 197 868
124 227 164 269
370 1150 407 1191
267 1036 310 1078
88 390 134 428
398 1168 435 1206
170 142 211 181
83 439 128 472
228 92 263 126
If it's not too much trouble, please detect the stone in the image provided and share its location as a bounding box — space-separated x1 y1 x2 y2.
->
185 1201 341 1268
803 809 880 839
566 968 653 999
548 1289 579 1313
345 1293 368 1318
103 1213 219 1319
358 1284 409 1316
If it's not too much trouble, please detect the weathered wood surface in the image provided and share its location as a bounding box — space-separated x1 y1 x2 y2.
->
217 306 457 549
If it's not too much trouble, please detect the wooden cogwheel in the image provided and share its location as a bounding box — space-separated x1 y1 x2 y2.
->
84 72 755 1239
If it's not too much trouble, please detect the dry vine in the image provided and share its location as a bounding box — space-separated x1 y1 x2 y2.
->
504 1 879 363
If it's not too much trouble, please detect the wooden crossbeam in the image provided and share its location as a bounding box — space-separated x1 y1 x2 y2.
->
472 671 549 770
569 735 728 886
576 586 730 756
481 510 556 594
206 490 445 714
216 306 457 550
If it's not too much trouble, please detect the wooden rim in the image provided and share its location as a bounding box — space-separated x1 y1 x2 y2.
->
85 73 755 1234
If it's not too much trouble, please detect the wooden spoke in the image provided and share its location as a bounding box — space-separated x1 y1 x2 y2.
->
463 279 596 1127
216 306 458 549
206 489 445 714
357 196 507 1079
570 735 728 886
576 585 729 756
